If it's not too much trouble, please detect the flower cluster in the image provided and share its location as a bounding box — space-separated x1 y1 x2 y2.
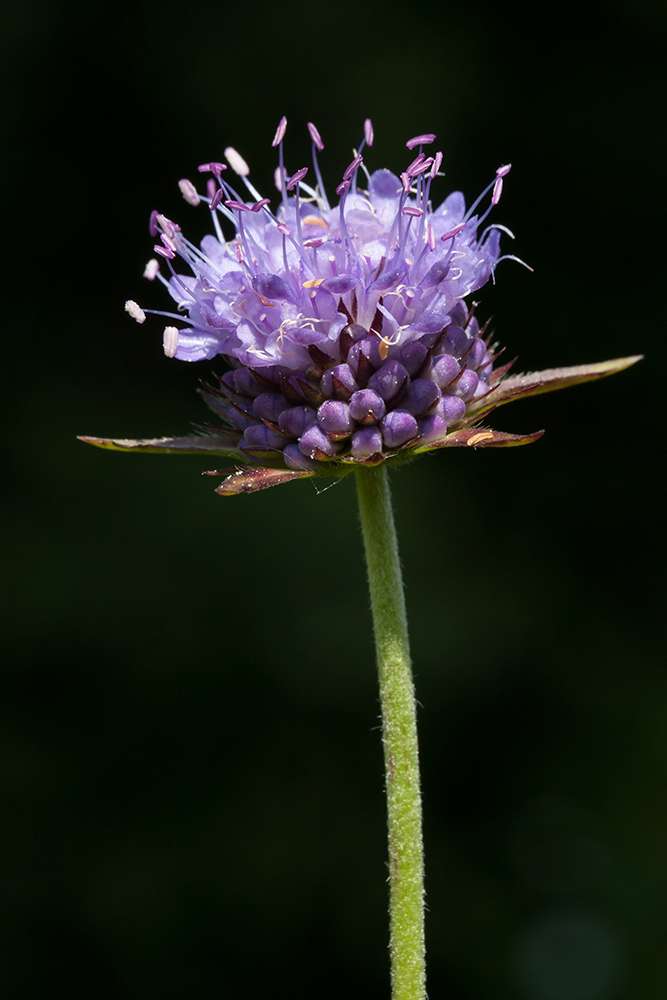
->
81 119 639 494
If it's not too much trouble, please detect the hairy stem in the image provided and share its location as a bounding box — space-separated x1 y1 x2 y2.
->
355 465 425 1000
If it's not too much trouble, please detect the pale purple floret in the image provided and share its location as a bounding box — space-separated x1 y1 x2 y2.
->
130 120 515 467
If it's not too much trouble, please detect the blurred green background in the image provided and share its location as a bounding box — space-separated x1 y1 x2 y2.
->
2 0 665 997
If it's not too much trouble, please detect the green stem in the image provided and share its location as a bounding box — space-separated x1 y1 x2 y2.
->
355 465 425 1000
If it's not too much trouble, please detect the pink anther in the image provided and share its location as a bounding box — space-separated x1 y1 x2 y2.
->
287 167 309 191
364 119 374 147
154 245 175 259
307 122 324 150
336 179 350 197
440 223 466 241
406 133 436 149
343 155 363 182
178 179 200 206
225 199 252 213
197 162 226 174
272 116 287 147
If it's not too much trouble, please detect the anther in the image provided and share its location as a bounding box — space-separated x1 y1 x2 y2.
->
210 188 224 210
287 167 309 191
440 223 466 241
343 155 363 182
197 162 226 175
225 199 252 213
125 300 146 323
250 198 271 212
156 214 180 236
307 122 324 150
163 326 179 358
336 180 350 196
402 206 424 217
407 157 434 179
272 116 287 147
406 133 436 149
143 259 160 281
364 119 374 147
430 151 443 178
178 179 200 206
149 210 159 237
406 152 425 174
224 147 250 176
492 165 511 206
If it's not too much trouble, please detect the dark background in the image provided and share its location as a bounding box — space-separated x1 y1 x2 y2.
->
2 0 665 997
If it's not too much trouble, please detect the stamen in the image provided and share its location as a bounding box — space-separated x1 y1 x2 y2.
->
160 232 177 254
210 188 224 210
250 198 271 212
430 151 443 178
178 179 200 206
143 259 160 280
364 118 374 147
163 326 179 358
496 163 512 178
197 162 226 175
125 300 146 323
307 122 324 151
406 133 436 149
343 154 363 182
308 121 330 212
154 245 175 259
287 167 309 191
440 223 466 241
149 210 159 237
272 116 287 147
336 179 350 197
406 152 425 175
156 214 181 236
407 157 434 179
492 176 504 206
224 147 250 177
402 206 424 217
225 199 254 213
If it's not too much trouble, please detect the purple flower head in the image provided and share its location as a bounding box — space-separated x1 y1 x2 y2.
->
81 120 641 494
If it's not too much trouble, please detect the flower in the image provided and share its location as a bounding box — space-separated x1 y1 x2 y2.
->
81 119 641 494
